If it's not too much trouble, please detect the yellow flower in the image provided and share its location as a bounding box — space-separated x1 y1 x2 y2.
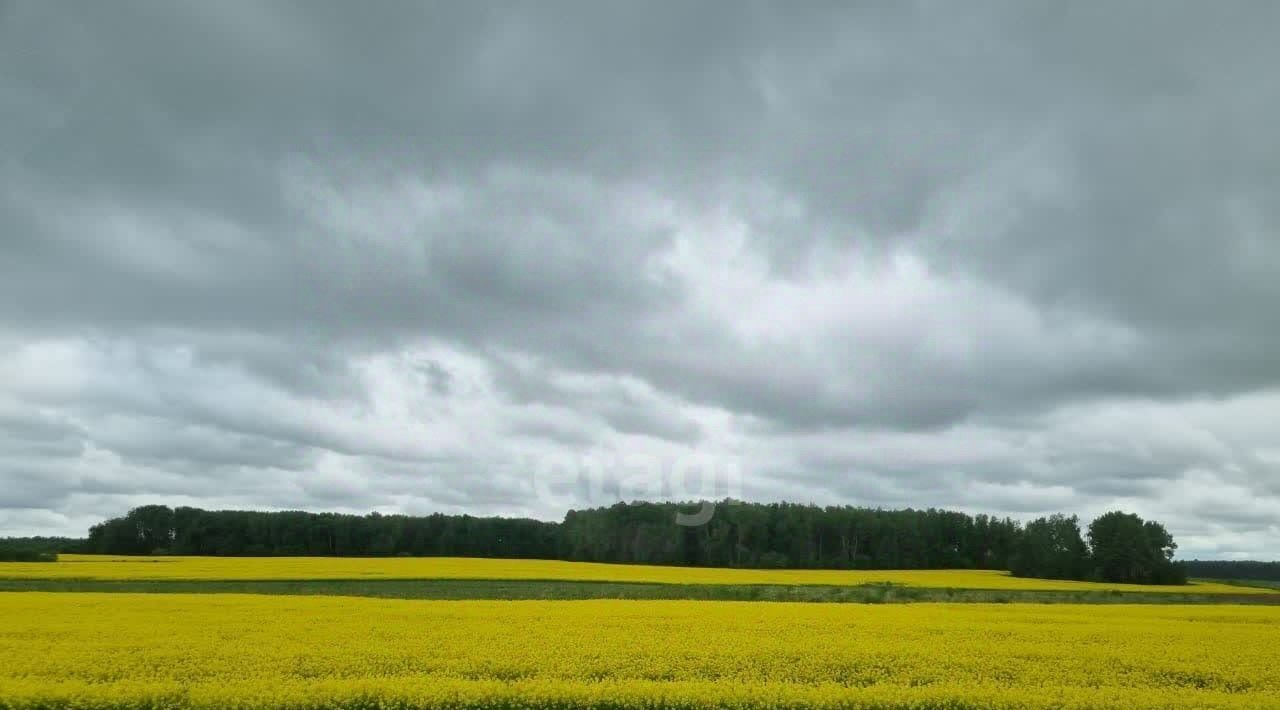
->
1 593 1278 710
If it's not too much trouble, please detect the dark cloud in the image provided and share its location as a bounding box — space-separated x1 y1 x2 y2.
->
2 1 1279 556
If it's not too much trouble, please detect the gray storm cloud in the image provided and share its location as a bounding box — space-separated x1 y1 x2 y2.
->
1 1 1278 557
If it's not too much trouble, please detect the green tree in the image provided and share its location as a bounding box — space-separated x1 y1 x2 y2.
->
1009 514 1089 580
1087 511 1185 585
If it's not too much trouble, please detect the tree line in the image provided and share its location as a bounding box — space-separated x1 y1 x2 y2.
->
0 536 76 562
561 502 1022 570
1181 560 1280 582
84 505 560 559
59 500 1193 584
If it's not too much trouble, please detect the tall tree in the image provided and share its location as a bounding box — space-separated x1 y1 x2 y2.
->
1009 514 1089 580
1088 511 1185 584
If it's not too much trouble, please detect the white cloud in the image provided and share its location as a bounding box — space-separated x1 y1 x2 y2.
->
3 2 1280 558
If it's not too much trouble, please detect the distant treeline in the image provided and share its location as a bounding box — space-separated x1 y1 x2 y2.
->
560 503 1021 570
81 502 1022 570
86 505 560 561
1181 560 1280 581
67 501 1197 584
0 536 80 562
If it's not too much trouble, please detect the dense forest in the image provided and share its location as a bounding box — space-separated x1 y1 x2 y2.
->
53 501 1195 584
559 503 1021 569
77 502 1020 569
0 536 77 562
84 505 561 560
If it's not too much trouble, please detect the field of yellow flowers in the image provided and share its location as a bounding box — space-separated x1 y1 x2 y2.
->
2 592 1278 710
3 554 1269 593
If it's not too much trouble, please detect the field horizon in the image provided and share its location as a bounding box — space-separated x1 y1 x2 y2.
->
2 553 1273 595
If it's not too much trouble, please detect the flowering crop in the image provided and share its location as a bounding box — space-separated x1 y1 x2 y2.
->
2 593 1279 710
2 554 1269 593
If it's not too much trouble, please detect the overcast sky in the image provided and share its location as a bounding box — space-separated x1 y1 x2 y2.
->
2 2 1278 558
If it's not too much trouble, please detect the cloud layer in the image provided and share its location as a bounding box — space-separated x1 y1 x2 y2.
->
3 1 1278 557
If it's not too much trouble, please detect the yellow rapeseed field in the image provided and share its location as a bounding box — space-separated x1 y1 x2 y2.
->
2 554 1268 593
1 593 1278 710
